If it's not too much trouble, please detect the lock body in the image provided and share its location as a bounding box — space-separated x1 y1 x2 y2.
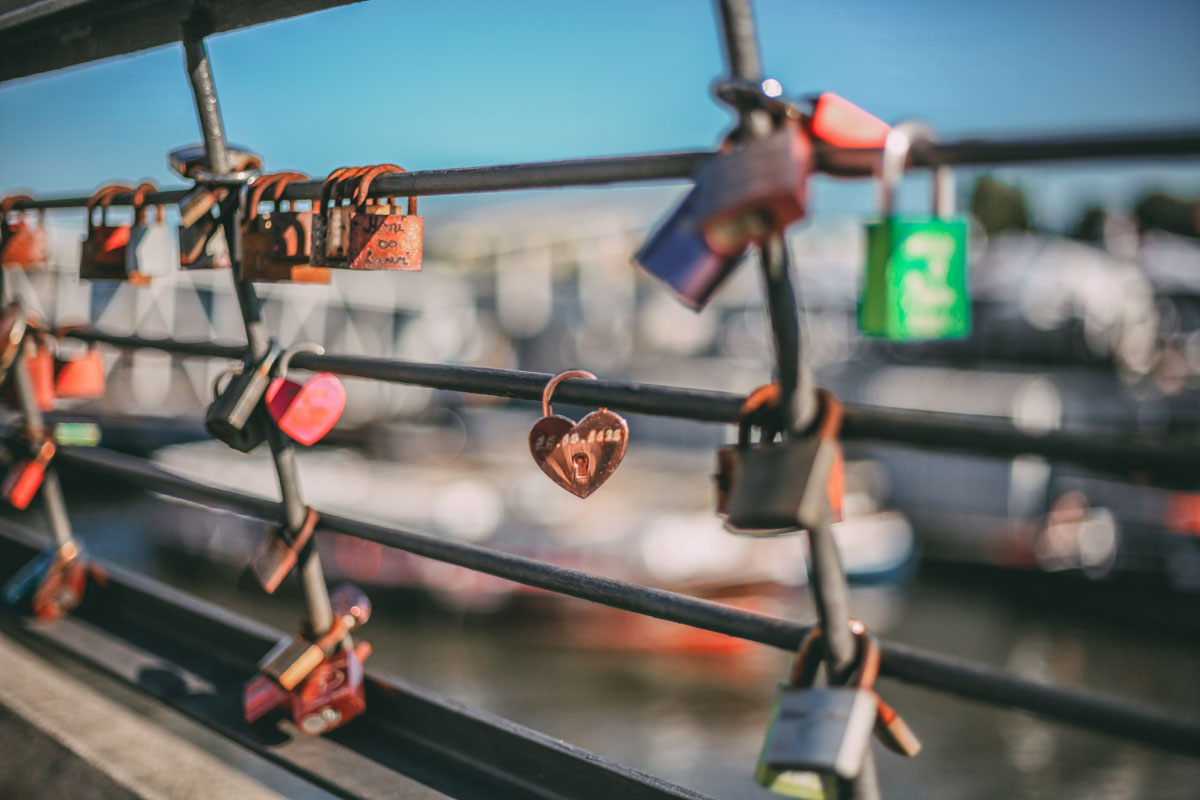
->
265 373 346 446
311 206 354 266
80 225 132 280
1 220 47 269
755 684 878 796
725 436 842 535
126 218 174 279
205 345 280 452
290 644 369 737
242 210 330 283
859 217 969 341
251 508 319 593
55 348 106 399
1 439 55 510
344 204 423 271
635 189 742 310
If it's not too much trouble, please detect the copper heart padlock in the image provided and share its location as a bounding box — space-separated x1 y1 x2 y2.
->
528 370 628 498
265 343 346 446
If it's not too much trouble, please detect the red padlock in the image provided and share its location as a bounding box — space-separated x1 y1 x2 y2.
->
808 92 891 150
1 195 48 269
290 641 372 737
53 327 106 400
265 343 345 446
2 438 55 510
31 542 87 621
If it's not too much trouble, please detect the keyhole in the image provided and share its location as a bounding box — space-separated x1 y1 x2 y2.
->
572 454 590 483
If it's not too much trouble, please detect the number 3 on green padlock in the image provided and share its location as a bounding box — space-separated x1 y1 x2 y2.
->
859 121 970 341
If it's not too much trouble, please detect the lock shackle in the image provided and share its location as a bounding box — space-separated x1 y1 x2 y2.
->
270 172 310 211
276 341 325 379
735 382 782 448
211 340 281 399
53 324 99 355
1 194 34 218
877 121 953 218
353 163 416 217
318 167 361 215
333 166 372 209
541 369 598 418
788 618 879 689
806 388 844 443
86 184 133 228
131 181 164 225
246 173 286 220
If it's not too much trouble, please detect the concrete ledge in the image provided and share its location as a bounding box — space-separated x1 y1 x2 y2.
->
0 628 292 800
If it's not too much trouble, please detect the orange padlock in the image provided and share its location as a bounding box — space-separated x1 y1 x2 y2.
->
344 164 423 271
241 172 329 283
1 195 48 269
2 438 55 510
54 327 106 400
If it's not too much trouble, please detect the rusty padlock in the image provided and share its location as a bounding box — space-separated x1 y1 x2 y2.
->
1 195 48 269
310 166 368 267
79 184 150 285
241 172 330 283
249 506 320 594
343 164 423 271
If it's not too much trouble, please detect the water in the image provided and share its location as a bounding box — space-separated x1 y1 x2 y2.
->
12 486 1200 799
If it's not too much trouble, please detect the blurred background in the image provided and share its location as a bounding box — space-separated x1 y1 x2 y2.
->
3 1 1200 797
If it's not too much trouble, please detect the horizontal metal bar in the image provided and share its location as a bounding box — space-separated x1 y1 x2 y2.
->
62 330 1200 488
0 0 364 84
0 525 709 800
11 128 1200 211
54 444 1200 757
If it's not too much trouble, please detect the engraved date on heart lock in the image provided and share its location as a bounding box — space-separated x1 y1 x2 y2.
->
528 371 629 498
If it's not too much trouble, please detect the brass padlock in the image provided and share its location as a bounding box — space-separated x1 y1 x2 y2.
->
723 388 844 535
343 163 422 271
250 506 319 593
205 342 280 453
241 172 329 283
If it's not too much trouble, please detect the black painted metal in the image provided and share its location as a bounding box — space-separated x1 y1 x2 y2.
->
0 526 711 800
52 444 1200 758
0 0 364 83
7 129 1200 212
61 329 1200 489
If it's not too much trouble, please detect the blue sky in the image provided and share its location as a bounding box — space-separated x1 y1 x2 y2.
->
1 0 1198 226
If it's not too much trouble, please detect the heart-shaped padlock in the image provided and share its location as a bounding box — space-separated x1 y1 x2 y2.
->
528 370 628 498
265 343 346 446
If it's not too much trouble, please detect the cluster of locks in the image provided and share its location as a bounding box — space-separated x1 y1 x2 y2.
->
0 88 966 788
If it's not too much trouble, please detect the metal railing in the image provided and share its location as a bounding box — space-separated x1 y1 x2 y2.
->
2 0 1200 798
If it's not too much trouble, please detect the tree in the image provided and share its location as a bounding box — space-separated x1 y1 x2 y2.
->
1133 191 1199 239
970 175 1031 237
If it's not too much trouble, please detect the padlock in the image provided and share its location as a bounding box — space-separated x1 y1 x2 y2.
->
290 640 372 736
807 92 891 151
264 342 345 446
244 583 372 728
1 437 55 510
241 172 330 283
178 206 232 270
310 166 369 267
1 195 48 269
859 121 969 341
7 324 57 413
756 621 884 797
53 328 106 400
79 184 141 282
3 541 87 621
0 304 28 379
250 506 320 593
715 383 782 518
724 387 844 536
635 119 811 309
204 341 281 453
126 182 174 281
343 163 423 271
178 184 228 228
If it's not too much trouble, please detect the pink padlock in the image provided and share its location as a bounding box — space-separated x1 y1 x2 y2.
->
265 343 346 446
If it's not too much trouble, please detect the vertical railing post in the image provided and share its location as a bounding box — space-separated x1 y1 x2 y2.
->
180 19 337 640
11 341 72 549
713 1 878 797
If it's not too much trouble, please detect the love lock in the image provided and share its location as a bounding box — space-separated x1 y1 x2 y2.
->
1 436 55 510
241 171 330 283
53 327 106 400
205 342 281 453
243 584 373 736
755 620 920 798
5 320 57 413
1 195 48 269
859 121 969 341
635 118 812 310
250 507 320 594
528 370 628 499
126 182 173 282
79 184 149 285
723 386 845 536
264 343 345 447
177 187 233 270
3 541 88 621
344 164 422 271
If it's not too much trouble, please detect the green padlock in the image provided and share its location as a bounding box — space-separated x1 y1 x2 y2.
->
859 121 969 341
